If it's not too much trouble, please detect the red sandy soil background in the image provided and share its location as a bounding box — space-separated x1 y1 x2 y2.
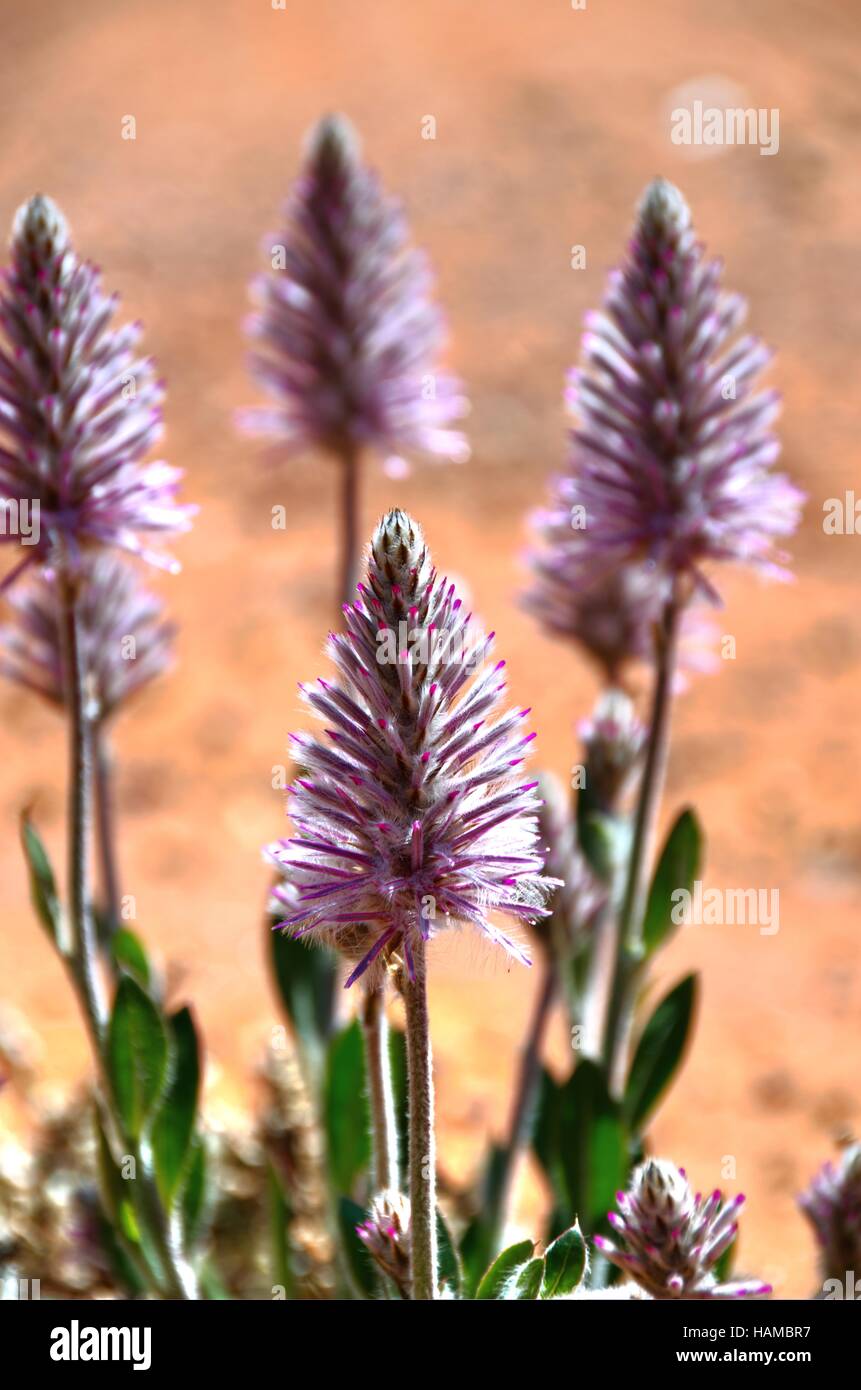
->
1 0 859 1298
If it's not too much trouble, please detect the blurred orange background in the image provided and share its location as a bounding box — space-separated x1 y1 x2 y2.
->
1 0 859 1298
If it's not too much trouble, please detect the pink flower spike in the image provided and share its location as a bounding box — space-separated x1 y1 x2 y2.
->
263 510 553 989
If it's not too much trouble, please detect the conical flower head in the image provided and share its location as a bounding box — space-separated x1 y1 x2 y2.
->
240 115 468 472
799 1143 861 1285
535 178 803 602
266 509 553 987
0 196 194 580
579 688 645 814
0 550 175 721
595 1158 771 1299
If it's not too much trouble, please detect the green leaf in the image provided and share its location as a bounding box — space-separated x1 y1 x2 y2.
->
107 976 170 1139
475 1240 535 1300
511 1256 545 1300
559 1060 627 1237
436 1207 462 1297
458 1143 508 1296
714 1233 737 1282
198 1262 231 1299
388 1025 408 1180
95 1112 161 1292
625 974 699 1131
577 811 630 886
268 1165 295 1300
93 1204 146 1297
270 919 337 1075
337 1196 377 1299
532 1068 566 1204
96 1113 137 1240
643 808 702 957
541 1221 587 1297
151 1007 201 1204
112 928 151 988
324 1019 370 1195
20 815 63 948
180 1137 208 1246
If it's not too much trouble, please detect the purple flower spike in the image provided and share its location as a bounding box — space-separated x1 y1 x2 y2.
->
0 550 175 721
799 1143 861 1285
0 196 194 581
266 509 554 988
595 1159 770 1300
524 556 664 682
239 115 469 473
527 178 803 615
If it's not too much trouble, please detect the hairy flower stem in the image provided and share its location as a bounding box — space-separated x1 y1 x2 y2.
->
401 937 437 1300
60 577 196 1300
488 956 557 1249
605 588 682 1096
94 725 121 939
60 578 107 1045
360 986 400 1192
338 442 361 616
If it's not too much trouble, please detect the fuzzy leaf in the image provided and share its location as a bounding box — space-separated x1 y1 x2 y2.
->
625 974 698 1130
96 1112 138 1243
107 976 170 1139
643 808 702 957
559 1060 627 1237
180 1138 208 1246
270 919 338 1076
112 928 151 988
541 1221 587 1297
151 1007 201 1204
324 1019 370 1195
475 1239 535 1300
20 815 63 948
512 1256 545 1300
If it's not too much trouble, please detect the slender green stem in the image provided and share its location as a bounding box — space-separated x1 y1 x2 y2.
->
94 723 121 938
605 587 682 1095
60 576 196 1300
338 441 360 618
360 986 400 1192
487 955 556 1248
401 938 437 1301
